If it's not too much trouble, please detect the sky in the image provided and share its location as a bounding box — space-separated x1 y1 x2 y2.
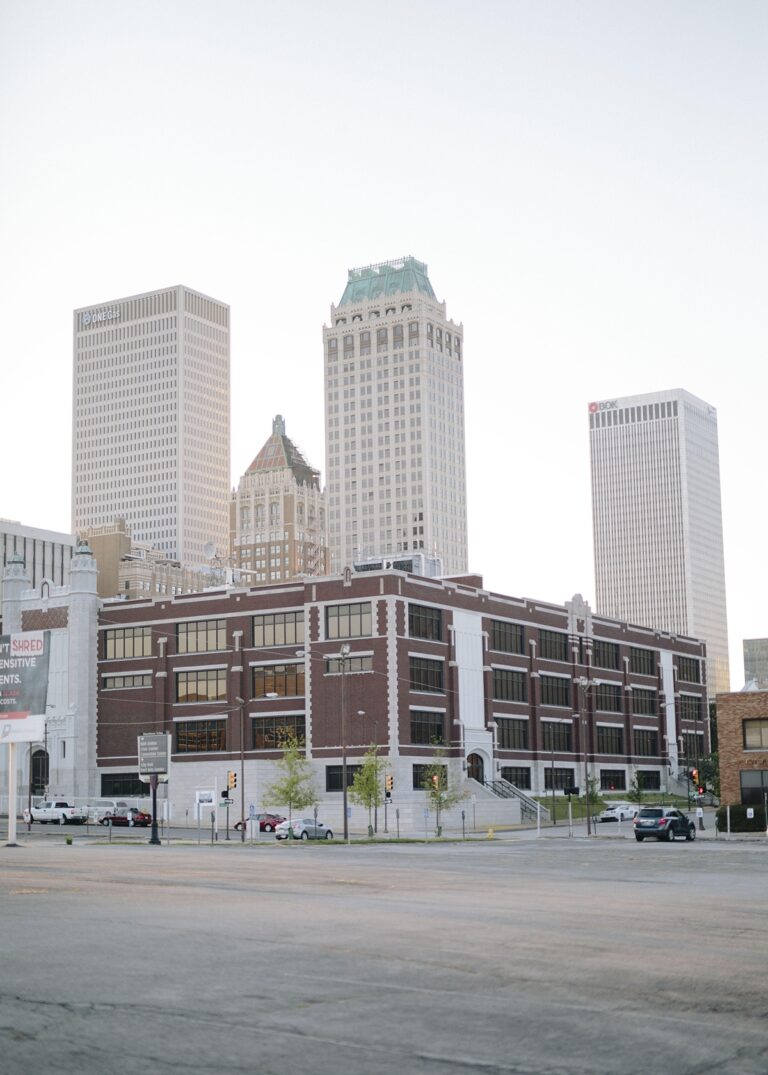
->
1 0 766 685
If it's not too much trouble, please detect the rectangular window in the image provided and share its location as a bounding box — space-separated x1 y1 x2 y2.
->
544 767 576 790
679 695 703 721
541 722 573 752
253 611 304 648
739 769 768 805
105 626 152 659
497 718 529 750
600 769 627 791
501 765 531 789
595 683 622 712
744 719 768 750
630 647 656 676
637 770 661 790
593 640 620 670
540 675 570 707
412 764 447 791
326 602 372 639
540 629 568 662
632 688 657 716
492 668 528 703
176 668 227 703
100 773 146 796
102 673 152 690
408 604 443 641
252 663 305 698
678 656 701 683
409 657 444 693
253 714 306 749
325 764 362 791
176 719 226 752
681 732 704 761
325 655 373 673
634 729 659 756
597 726 624 754
177 619 226 654
410 710 445 744
490 620 524 655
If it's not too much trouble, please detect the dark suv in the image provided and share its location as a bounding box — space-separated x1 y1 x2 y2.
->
633 807 696 842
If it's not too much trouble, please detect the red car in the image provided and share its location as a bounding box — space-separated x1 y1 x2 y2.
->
234 812 285 833
100 808 153 828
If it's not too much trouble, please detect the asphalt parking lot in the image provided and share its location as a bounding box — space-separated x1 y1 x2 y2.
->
1 833 766 1075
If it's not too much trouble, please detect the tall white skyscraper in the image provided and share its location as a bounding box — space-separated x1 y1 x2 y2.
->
323 257 468 575
589 388 729 696
72 285 230 566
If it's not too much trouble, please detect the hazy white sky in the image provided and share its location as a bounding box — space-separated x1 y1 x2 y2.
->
1 0 765 683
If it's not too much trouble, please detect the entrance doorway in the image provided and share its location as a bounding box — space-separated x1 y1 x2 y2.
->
31 749 49 796
467 753 484 784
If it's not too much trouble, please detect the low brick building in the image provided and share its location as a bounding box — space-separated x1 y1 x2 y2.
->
716 689 768 805
96 569 708 823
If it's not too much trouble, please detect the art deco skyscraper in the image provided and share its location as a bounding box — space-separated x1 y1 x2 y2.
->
589 388 729 696
323 257 467 575
72 285 230 566
230 415 328 584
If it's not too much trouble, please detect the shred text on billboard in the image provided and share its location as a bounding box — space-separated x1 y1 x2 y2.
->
0 633 50 718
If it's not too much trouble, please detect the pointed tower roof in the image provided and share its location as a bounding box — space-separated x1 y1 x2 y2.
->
246 415 320 488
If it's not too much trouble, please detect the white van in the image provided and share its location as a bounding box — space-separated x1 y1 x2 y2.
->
87 798 130 823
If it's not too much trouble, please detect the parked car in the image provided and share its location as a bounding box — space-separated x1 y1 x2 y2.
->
233 812 285 833
30 800 88 825
598 803 639 823
87 798 130 823
275 817 333 840
633 807 696 842
99 807 153 828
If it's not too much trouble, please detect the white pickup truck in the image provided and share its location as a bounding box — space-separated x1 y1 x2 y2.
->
30 800 88 825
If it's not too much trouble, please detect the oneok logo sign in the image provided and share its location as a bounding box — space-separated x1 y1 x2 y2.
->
589 400 618 413
82 306 120 327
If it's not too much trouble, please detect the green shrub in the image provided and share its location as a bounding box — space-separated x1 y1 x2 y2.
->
715 804 766 832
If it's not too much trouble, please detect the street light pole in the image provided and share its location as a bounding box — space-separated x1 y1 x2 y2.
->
578 677 593 836
341 642 350 841
235 696 246 843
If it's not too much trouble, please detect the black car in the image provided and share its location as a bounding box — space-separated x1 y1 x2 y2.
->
633 807 696 842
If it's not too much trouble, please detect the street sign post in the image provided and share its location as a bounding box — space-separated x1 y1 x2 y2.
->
138 734 170 845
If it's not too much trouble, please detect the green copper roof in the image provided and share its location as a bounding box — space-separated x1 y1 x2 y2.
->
247 415 320 489
338 257 436 306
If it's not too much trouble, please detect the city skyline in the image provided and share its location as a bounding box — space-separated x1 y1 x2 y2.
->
2 1 766 684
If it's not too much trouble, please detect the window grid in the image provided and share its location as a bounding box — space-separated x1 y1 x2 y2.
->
252 664 305 698
409 657 444 693
490 620 524 655
540 630 568 662
497 718 529 750
597 726 624 754
253 611 304 648
492 668 528 703
409 604 443 642
176 720 226 752
540 675 570 708
252 714 306 749
326 602 373 639
177 619 226 654
501 765 531 789
542 722 573 752
632 688 657 716
176 669 227 703
634 729 659 756
410 710 445 744
105 626 152 659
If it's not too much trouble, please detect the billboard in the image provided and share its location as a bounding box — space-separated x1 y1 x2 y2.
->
0 632 50 743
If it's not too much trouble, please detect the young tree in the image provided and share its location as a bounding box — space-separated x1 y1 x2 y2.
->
422 751 466 836
699 752 720 799
626 773 644 805
263 736 317 828
349 743 388 835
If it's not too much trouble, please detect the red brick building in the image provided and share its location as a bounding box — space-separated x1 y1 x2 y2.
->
716 690 768 805
96 570 708 822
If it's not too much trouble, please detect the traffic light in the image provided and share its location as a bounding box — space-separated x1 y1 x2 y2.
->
689 768 699 785
698 786 705 796
432 773 439 789
227 770 237 790
385 775 393 792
